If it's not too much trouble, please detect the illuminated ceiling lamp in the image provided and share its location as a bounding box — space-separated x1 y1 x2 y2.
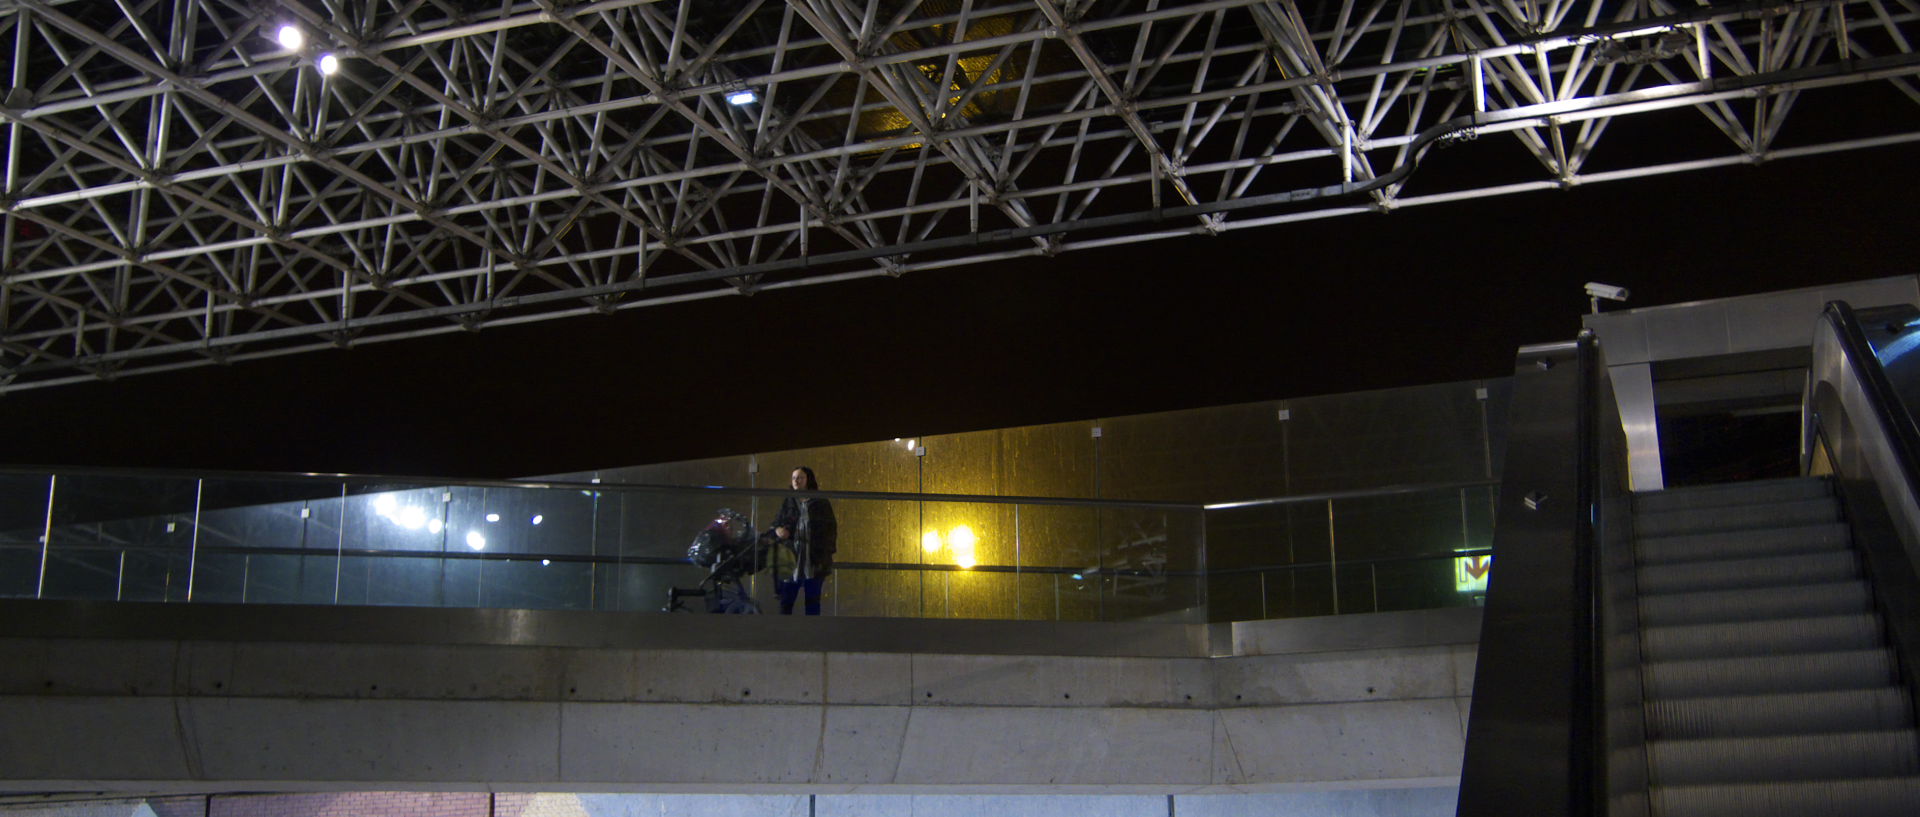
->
276 24 305 51
726 89 758 106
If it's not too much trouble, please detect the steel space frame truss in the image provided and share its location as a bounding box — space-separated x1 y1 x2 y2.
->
1 0 1917 391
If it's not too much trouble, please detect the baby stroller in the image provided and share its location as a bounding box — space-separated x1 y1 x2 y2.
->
665 508 773 613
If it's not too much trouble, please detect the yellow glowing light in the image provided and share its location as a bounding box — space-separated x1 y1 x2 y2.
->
922 530 943 553
950 525 977 569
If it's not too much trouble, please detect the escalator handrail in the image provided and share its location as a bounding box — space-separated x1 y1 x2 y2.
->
1817 301 1920 499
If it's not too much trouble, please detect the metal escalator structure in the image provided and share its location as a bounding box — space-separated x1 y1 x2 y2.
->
1632 476 1920 813
1458 302 1920 817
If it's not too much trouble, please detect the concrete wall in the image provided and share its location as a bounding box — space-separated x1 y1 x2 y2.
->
0 606 1477 796
0 790 1460 817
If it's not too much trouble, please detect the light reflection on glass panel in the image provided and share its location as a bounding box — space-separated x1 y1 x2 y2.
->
1098 507 1203 622
0 474 52 598
43 475 198 602
192 479 342 604
341 484 447 554
1014 505 1100 621
914 500 1013 617
298 493 346 604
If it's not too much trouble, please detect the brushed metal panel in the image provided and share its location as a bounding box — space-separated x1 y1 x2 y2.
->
1609 363 1665 491
1643 301 1732 362
1585 312 1652 366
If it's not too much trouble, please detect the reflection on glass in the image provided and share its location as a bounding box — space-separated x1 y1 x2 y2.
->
0 464 1488 623
0 474 53 599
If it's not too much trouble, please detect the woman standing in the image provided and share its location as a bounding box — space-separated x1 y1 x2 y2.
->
772 466 836 615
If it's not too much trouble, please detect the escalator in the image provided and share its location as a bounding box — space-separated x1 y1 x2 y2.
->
1632 477 1919 813
1457 303 1920 817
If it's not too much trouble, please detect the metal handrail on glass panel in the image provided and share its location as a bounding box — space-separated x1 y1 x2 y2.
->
1203 479 1500 620
0 465 1206 622
4 465 1496 621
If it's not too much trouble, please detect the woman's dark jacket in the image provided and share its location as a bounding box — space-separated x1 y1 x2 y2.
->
772 496 836 579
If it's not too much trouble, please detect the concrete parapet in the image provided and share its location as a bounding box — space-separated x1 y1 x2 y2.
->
0 602 1478 794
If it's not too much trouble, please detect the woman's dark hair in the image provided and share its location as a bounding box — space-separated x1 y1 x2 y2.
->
794 465 818 490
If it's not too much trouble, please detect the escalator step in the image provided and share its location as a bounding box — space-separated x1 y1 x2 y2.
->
1635 497 1841 538
1648 731 1920 785
1639 581 1873 628
1641 614 1881 662
1648 688 1915 739
1651 777 1920 817
1637 550 1858 595
1635 522 1850 565
1633 478 1832 514
1644 649 1896 699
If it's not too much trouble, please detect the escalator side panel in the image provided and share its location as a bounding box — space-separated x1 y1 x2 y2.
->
1809 304 1920 730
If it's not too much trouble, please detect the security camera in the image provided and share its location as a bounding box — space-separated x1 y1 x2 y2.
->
1584 282 1629 302
1585 282 1629 314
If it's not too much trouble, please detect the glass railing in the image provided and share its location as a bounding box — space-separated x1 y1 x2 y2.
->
1202 481 1498 620
0 467 1495 622
0 467 1207 622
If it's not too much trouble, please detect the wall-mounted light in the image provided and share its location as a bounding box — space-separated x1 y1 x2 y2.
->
531 514 544 526
485 513 500 523
950 525 977 569
921 526 979 569
465 530 487 551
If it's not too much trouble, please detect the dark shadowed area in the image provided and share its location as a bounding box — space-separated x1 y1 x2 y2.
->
3 145 1916 478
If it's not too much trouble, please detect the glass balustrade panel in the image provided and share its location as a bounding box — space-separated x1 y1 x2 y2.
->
191 478 349 605
38 474 199 602
0 473 54 598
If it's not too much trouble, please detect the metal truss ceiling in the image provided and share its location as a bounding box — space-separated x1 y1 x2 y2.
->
1 0 1917 391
